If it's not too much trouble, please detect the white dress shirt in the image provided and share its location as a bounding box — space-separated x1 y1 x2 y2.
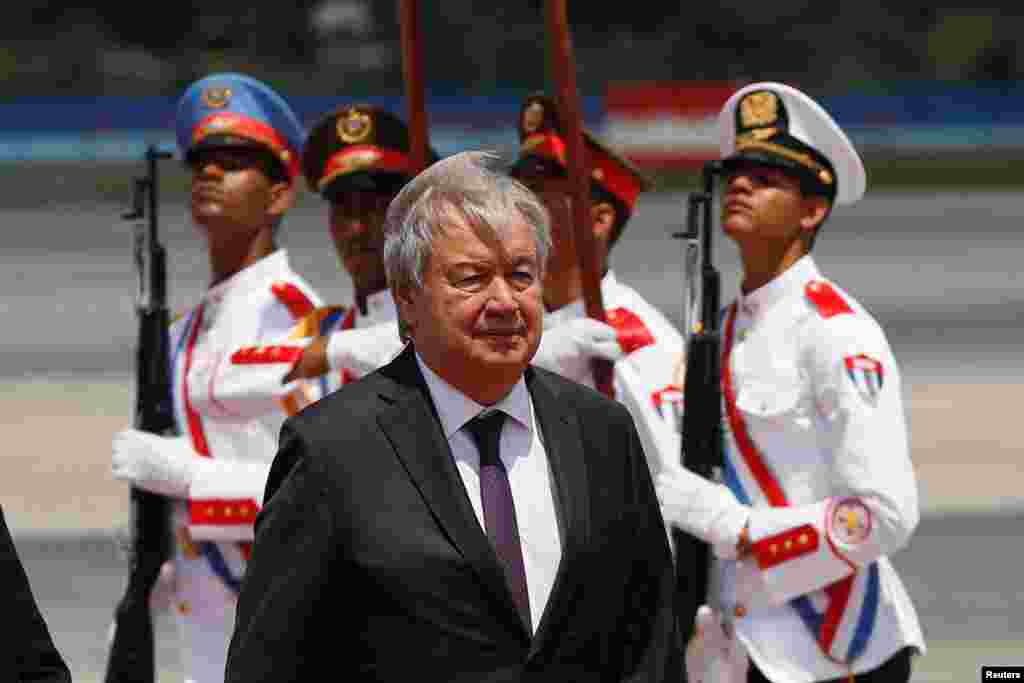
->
416 354 563 633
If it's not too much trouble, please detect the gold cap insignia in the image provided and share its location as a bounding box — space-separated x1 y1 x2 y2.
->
201 86 232 109
739 91 779 129
338 110 372 144
522 101 546 135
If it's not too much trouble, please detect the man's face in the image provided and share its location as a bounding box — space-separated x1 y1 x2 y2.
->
399 212 544 402
328 189 391 295
720 163 809 245
189 146 285 238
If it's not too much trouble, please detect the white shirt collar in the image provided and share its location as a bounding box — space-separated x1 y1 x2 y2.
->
205 249 292 301
414 352 532 440
737 254 820 322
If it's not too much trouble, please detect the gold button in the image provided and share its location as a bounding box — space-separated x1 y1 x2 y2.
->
784 539 792 550
734 604 747 618
799 533 809 545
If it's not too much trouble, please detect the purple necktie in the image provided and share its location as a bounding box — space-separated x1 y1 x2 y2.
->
466 411 531 632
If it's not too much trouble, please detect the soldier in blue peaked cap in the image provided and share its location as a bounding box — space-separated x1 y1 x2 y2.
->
111 73 323 683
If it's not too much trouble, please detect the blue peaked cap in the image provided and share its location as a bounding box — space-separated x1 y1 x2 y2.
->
175 73 305 180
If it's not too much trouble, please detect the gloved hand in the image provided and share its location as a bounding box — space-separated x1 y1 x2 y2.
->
656 462 749 559
111 428 203 499
686 605 748 683
326 322 406 377
532 317 625 382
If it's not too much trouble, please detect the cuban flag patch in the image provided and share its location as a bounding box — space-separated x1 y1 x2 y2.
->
844 354 884 405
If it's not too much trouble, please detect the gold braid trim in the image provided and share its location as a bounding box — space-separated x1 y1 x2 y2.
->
735 139 833 185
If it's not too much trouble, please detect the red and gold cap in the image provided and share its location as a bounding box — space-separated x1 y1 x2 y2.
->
510 93 651 214
302 104 439 199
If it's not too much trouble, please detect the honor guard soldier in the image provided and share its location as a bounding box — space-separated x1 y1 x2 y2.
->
656 82 925 683
282 104 443 389
509 93 687 477
110 73 323 683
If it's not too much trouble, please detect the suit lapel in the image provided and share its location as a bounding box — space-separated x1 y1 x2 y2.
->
374 349 527 636
524 367 591 651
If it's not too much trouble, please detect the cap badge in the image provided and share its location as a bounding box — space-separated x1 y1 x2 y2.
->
201 86 232 109
338 110 372 144
522 101 546 135
739 91 779 128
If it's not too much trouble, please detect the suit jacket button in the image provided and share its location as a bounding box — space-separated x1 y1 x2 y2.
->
734 604 747 618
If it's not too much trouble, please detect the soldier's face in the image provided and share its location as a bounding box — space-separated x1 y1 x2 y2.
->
189 147 290 239
516 171 577 274
398 211 543 403
721 164 808 245
328 190 391 295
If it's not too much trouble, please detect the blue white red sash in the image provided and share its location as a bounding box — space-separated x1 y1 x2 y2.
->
171 305 247 593
720 303 879 664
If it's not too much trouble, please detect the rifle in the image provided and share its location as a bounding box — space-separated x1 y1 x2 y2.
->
104 145 175 683
398 0 431 175
672 161 724 643
544 0 615 399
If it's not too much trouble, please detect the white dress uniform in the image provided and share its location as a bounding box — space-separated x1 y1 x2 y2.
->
716 254 925 682
165 249 322 683
542 270 686 478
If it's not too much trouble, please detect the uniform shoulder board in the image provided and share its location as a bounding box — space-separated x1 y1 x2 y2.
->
271 282 316 320
290 305 349 339
605 306 656 354
805 280 853 319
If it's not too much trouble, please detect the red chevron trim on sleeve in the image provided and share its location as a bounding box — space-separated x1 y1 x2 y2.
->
805 281 853 318
189 498 260 526
230 345 304 365
605 306 656 354
271 282 316 320
751 523 819 570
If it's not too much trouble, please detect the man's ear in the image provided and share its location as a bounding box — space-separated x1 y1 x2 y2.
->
799 195 830 234
393 285 417 336
591 202 616 241
268 181 296 218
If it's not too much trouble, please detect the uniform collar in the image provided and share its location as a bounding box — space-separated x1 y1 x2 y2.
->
736 254 819 322
361 289 398 325
414 351 532 440
544 270 617 326
205 249 291 302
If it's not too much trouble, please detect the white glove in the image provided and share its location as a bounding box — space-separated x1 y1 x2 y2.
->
686 605 748 683
656 463 749 559
326 322 406 377
111 428 203 498
532 317 625 381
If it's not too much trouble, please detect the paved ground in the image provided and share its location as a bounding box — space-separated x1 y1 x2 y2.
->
2 190 1021 680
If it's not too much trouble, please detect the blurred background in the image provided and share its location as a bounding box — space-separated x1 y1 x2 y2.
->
0 2 1021 681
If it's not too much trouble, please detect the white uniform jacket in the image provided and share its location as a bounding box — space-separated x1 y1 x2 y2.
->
212 289 403 507
160 249 322 682
543 270 686 479
717 255 925 682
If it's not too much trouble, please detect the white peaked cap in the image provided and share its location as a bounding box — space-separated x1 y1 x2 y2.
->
718 82 866 205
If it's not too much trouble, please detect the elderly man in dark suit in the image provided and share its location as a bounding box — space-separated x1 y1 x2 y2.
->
225 151 681 682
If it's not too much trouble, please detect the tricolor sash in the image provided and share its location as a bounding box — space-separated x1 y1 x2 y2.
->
720 303 879 665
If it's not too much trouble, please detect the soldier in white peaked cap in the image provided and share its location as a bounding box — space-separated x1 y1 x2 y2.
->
657 82 925 683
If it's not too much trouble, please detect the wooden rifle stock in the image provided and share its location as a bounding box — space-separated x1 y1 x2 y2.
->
399 0 431 174
674 162 725 643
544 0 614 398
104 146 175 683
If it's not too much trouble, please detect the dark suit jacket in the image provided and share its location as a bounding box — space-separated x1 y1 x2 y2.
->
226 348 680 682
1 506 72 683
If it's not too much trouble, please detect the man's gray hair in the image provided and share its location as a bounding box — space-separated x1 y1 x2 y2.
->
382 150 552 292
